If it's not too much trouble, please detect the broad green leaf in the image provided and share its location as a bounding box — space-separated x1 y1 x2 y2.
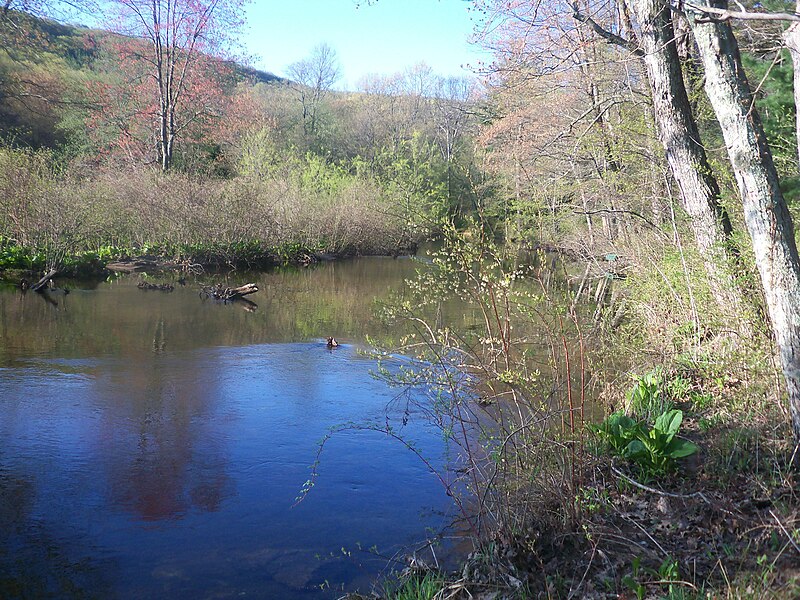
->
667 438 698 459
608 412 635 429
655 409 683 437
623 439 647 459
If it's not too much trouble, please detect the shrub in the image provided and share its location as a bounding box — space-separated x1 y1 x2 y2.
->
590 409 698 478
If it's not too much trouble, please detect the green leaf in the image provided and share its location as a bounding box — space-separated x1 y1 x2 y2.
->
605 411 626 426
666 438 698 459
655 409 683 437
623 439 647 460
609 413 637 434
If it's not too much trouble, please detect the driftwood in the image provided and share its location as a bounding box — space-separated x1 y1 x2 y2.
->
107 256 203 274
137 281 174 292
200 283 259 301
31 269 58 292
107 259 164 273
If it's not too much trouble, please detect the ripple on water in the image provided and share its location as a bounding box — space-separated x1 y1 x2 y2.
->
0 267 460 599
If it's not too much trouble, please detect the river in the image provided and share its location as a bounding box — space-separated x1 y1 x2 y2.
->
0 257 468 599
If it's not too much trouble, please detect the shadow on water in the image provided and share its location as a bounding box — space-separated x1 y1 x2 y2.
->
0 257 463 599
0 469 116 598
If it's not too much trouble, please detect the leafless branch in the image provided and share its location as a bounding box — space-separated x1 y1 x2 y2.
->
683 2 800 23
573 208 669 237
570 2 643 56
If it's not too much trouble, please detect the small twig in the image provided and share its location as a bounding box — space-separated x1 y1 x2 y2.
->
567 541 597 600
611 465 711 503
573 208 669 238
769 509 800 555
650 579 698 590
621 514 670 557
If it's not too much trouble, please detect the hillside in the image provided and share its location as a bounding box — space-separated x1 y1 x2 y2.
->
0 9 280 150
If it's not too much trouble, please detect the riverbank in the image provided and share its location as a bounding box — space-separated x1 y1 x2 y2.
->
353 231 800 600
373 422 798 599
0 147 431 285
359 386 799 600
0 239 419 284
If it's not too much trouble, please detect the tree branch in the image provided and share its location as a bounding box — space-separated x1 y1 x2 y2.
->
682 2 800 23
570 2 643 56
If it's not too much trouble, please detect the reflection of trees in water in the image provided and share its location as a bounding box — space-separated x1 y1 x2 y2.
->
0 257 460 595
0 258 423 362
100 351 234 521
0 470 115 598
0 471 35 538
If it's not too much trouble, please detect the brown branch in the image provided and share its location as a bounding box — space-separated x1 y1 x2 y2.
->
769 509 800 555
570 2 643 57
611 465 711 502
573 208 668 237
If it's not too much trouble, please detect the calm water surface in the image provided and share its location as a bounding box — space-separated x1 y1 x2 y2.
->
0 257 468 599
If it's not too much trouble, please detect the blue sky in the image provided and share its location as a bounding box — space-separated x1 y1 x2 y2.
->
242 0 485 89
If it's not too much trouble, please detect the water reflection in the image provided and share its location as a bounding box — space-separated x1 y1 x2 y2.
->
98 353 234 522
0 467 117 598
0 258 457 599
0 257 426 363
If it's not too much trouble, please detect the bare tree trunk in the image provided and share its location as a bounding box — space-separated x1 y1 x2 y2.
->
630 0 740 309
784 1 800 167
689 2 800 447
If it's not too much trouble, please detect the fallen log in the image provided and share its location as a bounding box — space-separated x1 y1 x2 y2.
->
31 269 58 293
200 282 259 301
107 259 162 273
137 281 174 292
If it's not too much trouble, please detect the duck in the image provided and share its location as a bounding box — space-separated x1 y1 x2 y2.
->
326 336 339 348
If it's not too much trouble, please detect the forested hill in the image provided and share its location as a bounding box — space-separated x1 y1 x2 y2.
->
0 3 481 269
0 10 280 149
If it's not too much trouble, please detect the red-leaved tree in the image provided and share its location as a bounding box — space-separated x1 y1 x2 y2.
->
97 0 248 171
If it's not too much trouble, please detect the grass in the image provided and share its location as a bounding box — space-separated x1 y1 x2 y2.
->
380 571 449 600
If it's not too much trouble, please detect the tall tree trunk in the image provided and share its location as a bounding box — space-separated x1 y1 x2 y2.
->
160 109 170 171
689 1 800 448
784 1 800 167
630 0 740 309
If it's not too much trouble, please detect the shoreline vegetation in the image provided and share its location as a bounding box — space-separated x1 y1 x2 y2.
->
343 229 798 600
3 3 800 599
0 147 425 283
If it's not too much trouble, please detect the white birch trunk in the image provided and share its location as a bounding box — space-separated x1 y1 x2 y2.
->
630 0 740 310
689 1 800 446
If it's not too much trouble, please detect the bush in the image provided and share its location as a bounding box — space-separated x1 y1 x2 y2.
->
590 409 698 478
0 147 421 274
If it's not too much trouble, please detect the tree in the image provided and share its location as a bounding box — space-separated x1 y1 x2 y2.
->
431 75 479 215
568 0 748 312
476 0 800 447
784 1 800 165
101 0 247 171
624 0 742 310
474 0 646 246
0 2 98 147
684 0 800 448
287 42 340 139
1 1 91 21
